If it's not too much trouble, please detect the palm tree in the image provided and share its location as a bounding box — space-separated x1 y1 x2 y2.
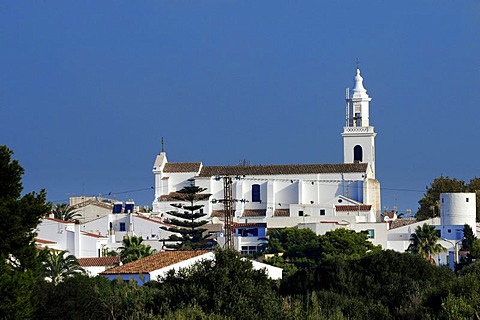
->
119 236 156 263
52 203 81 221
407 223 446 264
42 249 85 285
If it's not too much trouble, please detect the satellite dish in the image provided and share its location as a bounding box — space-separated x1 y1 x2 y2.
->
212 217 220 224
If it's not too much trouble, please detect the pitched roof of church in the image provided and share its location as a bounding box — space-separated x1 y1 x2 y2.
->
101 250 211 275
198 163 368 177
163 162 202 173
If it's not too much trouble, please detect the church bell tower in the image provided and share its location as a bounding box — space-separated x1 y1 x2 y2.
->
342 68 377 178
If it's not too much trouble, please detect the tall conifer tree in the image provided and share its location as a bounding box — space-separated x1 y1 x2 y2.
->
161 179 211 250
0 145 50 318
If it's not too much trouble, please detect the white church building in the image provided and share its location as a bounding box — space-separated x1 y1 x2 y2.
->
152 69 385 251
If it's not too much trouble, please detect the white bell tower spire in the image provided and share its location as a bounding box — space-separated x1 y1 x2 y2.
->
342 68 377 178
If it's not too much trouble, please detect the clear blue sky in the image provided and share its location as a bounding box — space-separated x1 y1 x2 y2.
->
1 1 479 214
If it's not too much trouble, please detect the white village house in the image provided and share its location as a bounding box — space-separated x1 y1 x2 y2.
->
101 250 283 285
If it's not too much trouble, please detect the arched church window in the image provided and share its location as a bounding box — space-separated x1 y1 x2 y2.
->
252 184 261 203
354 145 363 163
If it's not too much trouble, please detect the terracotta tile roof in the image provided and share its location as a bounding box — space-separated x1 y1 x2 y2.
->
163 162 202 173
274 209 290 217
335 205 372 212
233 222 267 228
198 163 368 177
242 209 266 217
72 199 113 210
383 211 395 219
210 210 225 218
35 238 57 244
44 217 73 224
159 191 211 202
81 231 108 239
101 250 211 275
389 218 417 230
78 256 120 267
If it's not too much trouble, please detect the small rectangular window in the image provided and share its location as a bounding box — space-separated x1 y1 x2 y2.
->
299 210 304 217
367 229 375 239
320 209 326 216
466 198 469 202
442 198 444 203
120 222 126 232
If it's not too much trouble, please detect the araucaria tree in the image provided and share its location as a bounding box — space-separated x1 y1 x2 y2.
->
407 223 446 264
161 179 211 250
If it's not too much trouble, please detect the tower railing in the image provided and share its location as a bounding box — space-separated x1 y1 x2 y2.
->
343 127 374 133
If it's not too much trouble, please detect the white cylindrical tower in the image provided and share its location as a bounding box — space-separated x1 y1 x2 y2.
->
440 193 476 232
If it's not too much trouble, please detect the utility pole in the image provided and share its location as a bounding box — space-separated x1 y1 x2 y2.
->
223 177 234 249
212 176 246 249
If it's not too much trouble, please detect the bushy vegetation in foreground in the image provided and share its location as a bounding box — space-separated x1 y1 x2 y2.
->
27 247 480 320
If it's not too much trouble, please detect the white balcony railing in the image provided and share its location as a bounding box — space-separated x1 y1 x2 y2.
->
343 126 374 133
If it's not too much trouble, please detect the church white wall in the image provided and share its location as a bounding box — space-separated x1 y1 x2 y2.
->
153 172 200 212
152 165 372 222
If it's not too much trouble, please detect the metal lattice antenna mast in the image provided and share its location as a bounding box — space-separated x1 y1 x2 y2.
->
161 137 165 153
223 177 234 249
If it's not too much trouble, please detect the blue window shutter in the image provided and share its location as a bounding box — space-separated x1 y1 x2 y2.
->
252 184 261 202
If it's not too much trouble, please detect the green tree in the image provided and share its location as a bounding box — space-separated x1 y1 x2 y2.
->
318 228 381 261
407 223 446 264
119 236 156 263
42 249 85 285
462 224 476 253
416 176 466 221
265 227 320 272
119 236 155 263
52 202 81 221
456 224 477 269
466 177 480 221
161 179 211 250
0 145 50 319
34 275 113 319
470 239 480 260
